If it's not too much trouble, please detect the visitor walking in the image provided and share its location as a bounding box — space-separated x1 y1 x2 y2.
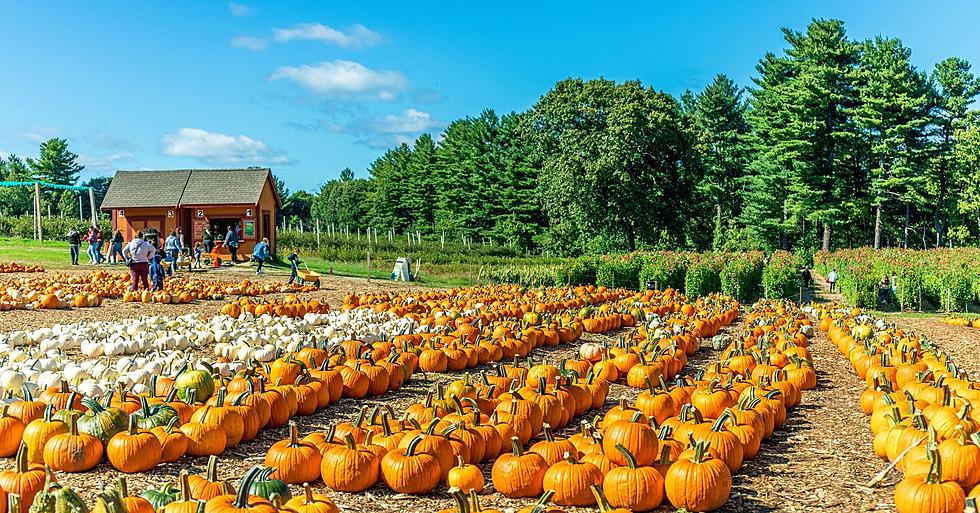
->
149 254 166 291
801 267 812 289
827 268 839 293
202 227 214 254
86 226 101 264
225 225 240 264
123 231 155 291
287 249 300 284
164 231 180 276
193 242 204 269
66 227 81 266
176 227 185 255
107 231 125 264
878 276 891 305
251 237 271 275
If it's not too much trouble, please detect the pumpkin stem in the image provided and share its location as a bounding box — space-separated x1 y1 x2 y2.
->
509 436 524 457
614 443 639 469
590 484 614 513
233 466 263 509
14 442 28 473
6 493 21 513
206 455 219 482
179 471 191 502
542 423 555 442
118 476 129 497
288 421 300 446
404 435 425 457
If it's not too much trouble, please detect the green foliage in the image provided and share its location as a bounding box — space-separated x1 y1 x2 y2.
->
0 215 111 240
638 252 689 290
762 251 801 299
685 258 722 297
594 254 644 288
720 252 764 301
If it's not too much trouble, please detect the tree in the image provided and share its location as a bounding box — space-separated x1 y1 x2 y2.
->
854 36 932 248
929 57 980 246
27 138 84 215
311 168 369 229
432 112 500 239
0 155 34 216
365 144 413 233
403 134 437 232
684 74 751 249
529 78 697 253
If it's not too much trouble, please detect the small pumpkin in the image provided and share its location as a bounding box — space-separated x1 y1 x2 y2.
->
202 466 276 513
664 440 732 512
188 456 235 501
245 468 289 502
43 415 103 473
379 435 440 495
281 484 338 513
265 422 321 485
321 433 380 493
446 456 484 494
490 437 548 498
0 444 46 511
541 452 603 506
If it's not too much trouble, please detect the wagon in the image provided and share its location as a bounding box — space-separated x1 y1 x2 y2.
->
296 265 321 288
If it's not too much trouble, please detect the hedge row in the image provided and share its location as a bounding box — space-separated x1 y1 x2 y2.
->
0 215 111 240
814 248 980 312
481 250 801 299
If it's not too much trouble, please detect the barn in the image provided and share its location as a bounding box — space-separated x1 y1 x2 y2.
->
100 168 281 255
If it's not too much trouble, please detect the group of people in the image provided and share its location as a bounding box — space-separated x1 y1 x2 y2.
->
66 224 301 291
66 226 126 266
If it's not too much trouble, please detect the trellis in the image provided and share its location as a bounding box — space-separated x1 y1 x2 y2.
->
0 180 95 240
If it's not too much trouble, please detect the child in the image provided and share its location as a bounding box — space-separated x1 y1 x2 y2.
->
149 254 166 291
193 242 204 269
287 250 300 284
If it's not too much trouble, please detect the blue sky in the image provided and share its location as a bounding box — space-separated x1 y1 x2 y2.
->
1 1 979 191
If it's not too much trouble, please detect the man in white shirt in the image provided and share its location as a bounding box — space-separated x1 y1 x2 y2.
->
827 269 839 293
123 231 156 291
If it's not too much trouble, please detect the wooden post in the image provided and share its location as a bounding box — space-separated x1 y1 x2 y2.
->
315 219 321 247
34 182 42 241
88 187 97 226
79 194 84 221
441 231 445 249
367 251 371 282
299 219 304 233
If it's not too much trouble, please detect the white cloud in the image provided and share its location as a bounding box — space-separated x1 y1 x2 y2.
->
0 150 9 160
231 36 267 51
22 125 59 144
273 23 381 48
77 152 134 171
271 60 406 100
228 1 253 16
371 109 440 134
160 128 289 165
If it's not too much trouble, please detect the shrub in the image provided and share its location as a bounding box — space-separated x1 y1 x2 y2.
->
595 254 643 288
638 252 688 290
0 215 111 240
720 252 764 301
762 251 800 299
685 258 722 297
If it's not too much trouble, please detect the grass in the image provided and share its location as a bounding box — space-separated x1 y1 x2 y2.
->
0 237 478 287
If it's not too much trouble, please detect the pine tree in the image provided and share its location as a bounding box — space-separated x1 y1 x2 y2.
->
27 138 84 215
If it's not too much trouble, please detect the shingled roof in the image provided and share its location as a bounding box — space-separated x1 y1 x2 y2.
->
100 168 279 209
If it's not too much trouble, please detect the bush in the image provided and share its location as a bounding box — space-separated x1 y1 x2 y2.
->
762 251 800 299
685 258 722 297
595 254 644 288
0 215 111 240
721 252 764 301
638 252 688 290
894 268 923 311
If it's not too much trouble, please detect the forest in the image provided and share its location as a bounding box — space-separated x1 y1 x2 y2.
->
4 19 980 258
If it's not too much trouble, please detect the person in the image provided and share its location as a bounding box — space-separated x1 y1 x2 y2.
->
878 275 891 305
66 227 81 266
202 227 214 254
86 226 100 264
107 231 125 264
149 254 166 291
225 225 240 264
251 237 271 275
801 267 812 289
193 242 204 269
287 249 300 284
123 231 155 291
176 227 185 255
827 268 839 293
164 231 180 276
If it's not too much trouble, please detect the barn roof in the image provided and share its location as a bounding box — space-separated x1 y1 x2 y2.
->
101 168 279 209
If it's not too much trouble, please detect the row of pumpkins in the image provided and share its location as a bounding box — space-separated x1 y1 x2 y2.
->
943 317 980 329
814 304 980 513
238 298 813 513
0 271 319 311
0 263 43 274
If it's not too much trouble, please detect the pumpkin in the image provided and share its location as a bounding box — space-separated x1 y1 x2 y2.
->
664 441 732 512
602 412 658 467
529 424 576 466
379 435 441 494
893 445 965 513
21 405 66 464
203 466 277 513
141 481 180 511
190 394 244 448
151 418 189 462
8 387 44 424
175 366 216 404
321 434 380 492
265 422 321 485
602 444 664 512
117 477 154 513
446 455 484 494
188 456 235 501
541 452 603 506
491 437 548 498
281 485 338 513
180 422 227 457
107 415 163 473
29 478 87 513
0 444 46 510
514 490 564 513
245 468 289 501
0 406 26 457
690 379 734 420
76 397 128 447
43 415 103 472
131 397 179 430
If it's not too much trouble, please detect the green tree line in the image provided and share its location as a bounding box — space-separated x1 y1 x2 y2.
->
305 18 980 256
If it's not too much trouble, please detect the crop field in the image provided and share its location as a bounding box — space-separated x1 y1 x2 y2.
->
0 249 976 513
